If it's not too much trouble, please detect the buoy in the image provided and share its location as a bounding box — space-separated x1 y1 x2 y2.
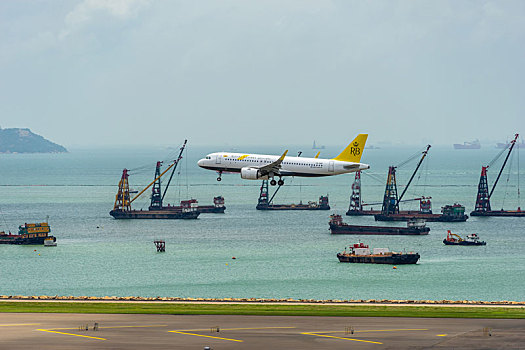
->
38 254 41 256
34 249 37 252
393 266 397 269
225 263 228 266
232 257 236 259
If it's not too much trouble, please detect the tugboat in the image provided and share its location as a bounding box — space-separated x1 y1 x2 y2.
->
0 222 56 245
337 243 420 264
443 230 486 246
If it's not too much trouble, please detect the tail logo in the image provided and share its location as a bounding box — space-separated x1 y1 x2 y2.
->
350 142 361 156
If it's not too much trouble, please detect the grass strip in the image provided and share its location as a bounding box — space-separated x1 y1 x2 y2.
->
0 302 524 319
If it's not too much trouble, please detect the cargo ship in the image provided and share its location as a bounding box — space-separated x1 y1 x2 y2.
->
337 243 420 264
443 230 486 246
0 222 56 245
256 180 330 210
329 214 429 235
453 140 481 149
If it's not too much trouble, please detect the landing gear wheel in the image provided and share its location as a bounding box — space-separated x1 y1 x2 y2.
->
277 179 284 186
270 179 277 186
216 172 222 182
217 177 222 182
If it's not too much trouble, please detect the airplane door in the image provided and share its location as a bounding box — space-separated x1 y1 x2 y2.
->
328 161 334 172
216 154 222 164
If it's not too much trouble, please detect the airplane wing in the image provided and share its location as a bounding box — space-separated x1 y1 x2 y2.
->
256 150 288 176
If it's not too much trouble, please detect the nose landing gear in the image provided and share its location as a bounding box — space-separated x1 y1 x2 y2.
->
217 171 222 182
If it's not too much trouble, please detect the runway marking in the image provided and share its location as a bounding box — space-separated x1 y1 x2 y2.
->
169 330 243 342
302 332 383 344
50 324 168 330
0 323 41 327
175 326 296 332
319 328 429 334
37 329 106 340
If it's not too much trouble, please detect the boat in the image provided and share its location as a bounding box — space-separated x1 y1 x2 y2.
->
256 180 330 210
453 140 481 149
443 230 486 246
110 140 200 220
374 203 468 222
44 237 57 247
160 197 226 214
0 222 56 245
329 214 429 235
496 137 524 149
471 133 525 217
337 243 420 264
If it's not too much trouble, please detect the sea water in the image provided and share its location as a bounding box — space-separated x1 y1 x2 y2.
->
0 145 524 301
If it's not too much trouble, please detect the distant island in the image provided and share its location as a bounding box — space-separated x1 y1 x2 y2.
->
0 128 67 153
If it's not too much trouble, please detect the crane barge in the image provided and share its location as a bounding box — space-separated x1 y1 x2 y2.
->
109 140 199 219
471 133 524 217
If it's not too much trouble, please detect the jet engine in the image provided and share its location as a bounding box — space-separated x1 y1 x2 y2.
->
240 167 269 180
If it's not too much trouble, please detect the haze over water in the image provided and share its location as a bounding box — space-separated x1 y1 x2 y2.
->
1 145 524 301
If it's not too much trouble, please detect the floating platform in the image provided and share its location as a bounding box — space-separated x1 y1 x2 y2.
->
374 212 468 222
159 197 226 214
329 214 429 235
109 209 199 219
470 210 525 217
0 222 56 245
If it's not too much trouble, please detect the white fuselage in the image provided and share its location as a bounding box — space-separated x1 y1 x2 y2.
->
197 152 370 178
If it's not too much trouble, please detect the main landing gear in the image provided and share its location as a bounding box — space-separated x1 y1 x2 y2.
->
270 178 284 186
217 171 222 182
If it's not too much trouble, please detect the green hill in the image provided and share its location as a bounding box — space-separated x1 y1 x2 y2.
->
0 128 67 153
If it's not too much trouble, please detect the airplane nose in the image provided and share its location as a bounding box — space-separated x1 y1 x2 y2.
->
197 159 205 167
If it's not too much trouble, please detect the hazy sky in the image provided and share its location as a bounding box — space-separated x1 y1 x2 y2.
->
1 0 524 148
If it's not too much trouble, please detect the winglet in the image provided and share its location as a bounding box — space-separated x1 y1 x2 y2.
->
314 151 320 159
278 150 288 162
333 134 368 162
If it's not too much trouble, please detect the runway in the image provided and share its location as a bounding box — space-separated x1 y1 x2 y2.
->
1 313 524 349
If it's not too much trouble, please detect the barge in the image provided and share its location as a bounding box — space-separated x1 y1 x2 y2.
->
110 200 200 219
374 204 468 222
0 222 56 245
337 243 420 264
471 134 524 217
256 180 330 210
329 214 429 235
110 140 200 220
160 197 226 214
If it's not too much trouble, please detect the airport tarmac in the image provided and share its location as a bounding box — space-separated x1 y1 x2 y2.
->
1 312 524 349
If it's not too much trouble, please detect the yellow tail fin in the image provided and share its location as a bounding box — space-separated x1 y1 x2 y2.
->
333 134 368 162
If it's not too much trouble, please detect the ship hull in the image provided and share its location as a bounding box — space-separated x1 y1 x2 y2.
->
337 253 420 264
374 213 468 222
443 239 486 246
257 204 330 210
0 235 56 245
159 206 225 213
330 224 429 235
346 210 380 216
109 210 200 219
470 210 525 217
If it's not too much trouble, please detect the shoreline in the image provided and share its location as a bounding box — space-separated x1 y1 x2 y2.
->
1 295 524 308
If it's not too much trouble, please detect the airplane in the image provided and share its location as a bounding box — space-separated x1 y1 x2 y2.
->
197 134 370 186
